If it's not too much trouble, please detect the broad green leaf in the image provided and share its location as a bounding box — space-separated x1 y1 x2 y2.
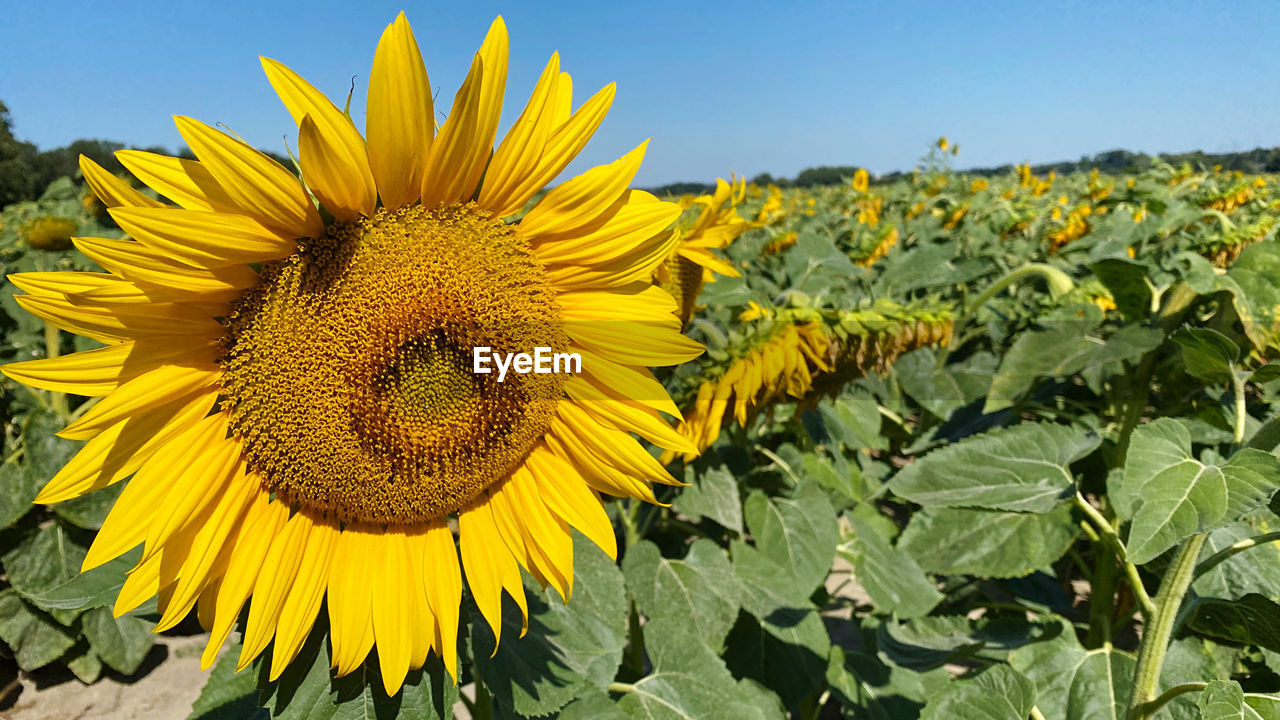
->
1222 243 1280 352
879 615 1052 672
742 480 838 595
82 606 153 674
1173 326 1241 385
723 608 830 709
1091 257 1153 321
619 627 786 720
1193 521 1280 601
1119 419 1280 564
841 512 941 618
1246 695 1280 720
1010 620 1136 720
64 642 104 684
820 393 886 451
1189 594 1280 652
1199 680 1258 720
260 627 455 720
0 589 76 670
896 348 997 419
623 539 742 650
919 664 1036 720
53 482 124 530
674 465 743 534
825 646 948 720
1160 638 1237 720
2 525 138 613
559 693 629 720
473 538 626 718
189 641 267 720
0 459 39 528
898 504 1078 578
986 324 1162 412
888 423 1098 513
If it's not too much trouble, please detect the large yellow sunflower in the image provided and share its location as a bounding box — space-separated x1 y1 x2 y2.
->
2 13 701 695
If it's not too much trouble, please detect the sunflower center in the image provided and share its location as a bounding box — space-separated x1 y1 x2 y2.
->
220 204 568 524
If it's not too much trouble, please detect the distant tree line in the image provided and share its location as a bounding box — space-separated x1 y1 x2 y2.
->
646 147 1280 196
0 100 292 210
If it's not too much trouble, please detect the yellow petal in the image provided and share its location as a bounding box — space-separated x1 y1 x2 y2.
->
496 82 615 217
114 551 163 617
558 283 681 326
80 155 163 209
530 190 680 266
74 237 259 302
371 528 414 696
499 468 573 601
553 403 681 485
567 316 703 368
459 499 519 654
115 150 238 211
140 415 242 560
1 339 216 397
545 228 680 289
403 527 436 672
421 522 461 680
57 362 221 440
573 348 680 418
109 206 295 269
453 17 509 202
154 467 258 632
367 12 432 210
476 53 560 217
546 433 660 504
270 517 338 680
14 294 222 345
419 55 485 208
238 510 312 670
38 389 216 505
328 526 376 677
526 448 616 560
200 495 288 669
260 57 376 219
518 141 648 238
174 115 323 238
565 378 696 454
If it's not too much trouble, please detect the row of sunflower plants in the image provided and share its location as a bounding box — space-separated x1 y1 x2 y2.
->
6 145 1280 720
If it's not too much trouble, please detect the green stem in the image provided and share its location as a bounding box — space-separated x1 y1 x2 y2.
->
1127 534 1208 718
626 599 646 677
1075 492 1156 618
473 676 494 720
1030 707 1048 720
1194 531 1280 579
965 263 1075 313
43 321 68 421
621 500 641 549
608 682 637 694
1231 369 1248 446
1128 682 1208 719
1246 411 1280 451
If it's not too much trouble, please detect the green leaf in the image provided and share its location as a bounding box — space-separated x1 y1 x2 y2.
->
1010 620 1136 720
896 348 997 419
919 665 1036 720
623 539 742 650
819 393 886 451
1188 594 1280 652
0 459 39 528
888 423 1098 513
189 640 267 720
1091 257 1154 321
1119 419 1280 564
64 642 104 684
81 606 153 674
1199 680 1255 720
559 693 629 720
741 480 838 597
53 482 124 530
723 607 830 709
985 323 1162 412
825 645 948 720
1174 326 1241 385
897 504 1078 578
473 538 626 718
1222 243 1280 352
260 627 455 720
2 524 137 614
1193 521 1280 601
618 627 786 720
674 465 743 534
841 511 941 618
1160 638 1236 720
1246 695 1280 720
879 615 1053 672
0 589 76 670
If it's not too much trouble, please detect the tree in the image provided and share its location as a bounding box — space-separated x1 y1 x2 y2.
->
0 101 40 209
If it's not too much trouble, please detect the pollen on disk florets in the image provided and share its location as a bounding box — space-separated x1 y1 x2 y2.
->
219 203 569 524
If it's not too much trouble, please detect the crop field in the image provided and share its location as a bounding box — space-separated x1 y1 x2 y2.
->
4 10 1280 710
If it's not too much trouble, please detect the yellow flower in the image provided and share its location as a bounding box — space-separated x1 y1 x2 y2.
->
21 216 77 251
738 301 774 321
969 178 989 193
655 176 749 326
4 14 703 695
852 168 869 193
937 136 949 151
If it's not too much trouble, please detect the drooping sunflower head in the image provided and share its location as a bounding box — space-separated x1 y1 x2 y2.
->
4 13 701 696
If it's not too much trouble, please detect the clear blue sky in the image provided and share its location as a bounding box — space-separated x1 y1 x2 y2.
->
3 0 1280 186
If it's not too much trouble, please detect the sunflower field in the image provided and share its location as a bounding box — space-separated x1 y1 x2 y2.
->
7 16 1280 720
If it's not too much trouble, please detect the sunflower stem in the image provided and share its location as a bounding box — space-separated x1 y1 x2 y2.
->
42 321 68 421
625 599 646 677
1127 534 1207 718
472 676 493 720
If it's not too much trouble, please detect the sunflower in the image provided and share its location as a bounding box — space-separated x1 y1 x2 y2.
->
2 13 701 695
654 177 749 326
